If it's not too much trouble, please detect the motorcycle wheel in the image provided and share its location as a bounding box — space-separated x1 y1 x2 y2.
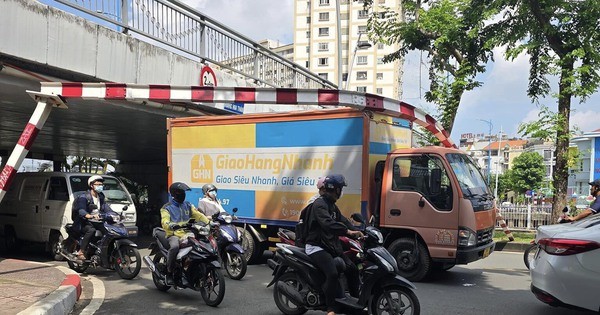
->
113 246 142 280
151 253 171 291
66 243 89 273
200 268 226 307
273 272 307 315
523 243 538 270
225 252 247 280
370 286 420 315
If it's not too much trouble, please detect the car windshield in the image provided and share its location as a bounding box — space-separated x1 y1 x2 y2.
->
446 153 492 200
70 176 131 203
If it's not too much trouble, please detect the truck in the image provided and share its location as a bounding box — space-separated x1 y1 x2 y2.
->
167 107 496 281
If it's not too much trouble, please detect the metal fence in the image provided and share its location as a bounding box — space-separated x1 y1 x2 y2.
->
497 205 554 231
51 0 336 89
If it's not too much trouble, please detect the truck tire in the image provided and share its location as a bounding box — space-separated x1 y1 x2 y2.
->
388 237 431 282
239 227 260 264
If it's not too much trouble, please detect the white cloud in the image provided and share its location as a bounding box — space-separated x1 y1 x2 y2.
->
571 110 600 133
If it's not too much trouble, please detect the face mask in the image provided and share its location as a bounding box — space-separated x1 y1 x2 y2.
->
208 191 217 199
173 192 186 203
94 185 104 193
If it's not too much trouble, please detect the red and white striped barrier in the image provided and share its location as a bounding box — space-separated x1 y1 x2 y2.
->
496 211 515 242
38 82 456 148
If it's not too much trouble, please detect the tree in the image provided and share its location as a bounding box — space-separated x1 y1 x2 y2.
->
364 0 496 134
506 152 546 197
490 172 511 201
485 0 600 221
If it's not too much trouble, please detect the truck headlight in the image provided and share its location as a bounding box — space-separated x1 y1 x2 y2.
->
458 227 477 247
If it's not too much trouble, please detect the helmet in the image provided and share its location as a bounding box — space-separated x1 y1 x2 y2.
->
202 184 217 195
88 175 104 187
322 174 348 191
169 182 191 195
316 177 326 189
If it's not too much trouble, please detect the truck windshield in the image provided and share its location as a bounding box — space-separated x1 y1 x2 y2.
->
70 176 131 204
446 153 492 201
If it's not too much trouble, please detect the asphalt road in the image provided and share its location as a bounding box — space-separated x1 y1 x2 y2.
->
7 238 597 315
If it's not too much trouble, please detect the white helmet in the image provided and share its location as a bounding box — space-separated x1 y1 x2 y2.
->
88 175 104 187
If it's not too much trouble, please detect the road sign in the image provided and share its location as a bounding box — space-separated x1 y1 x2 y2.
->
200 65 217 87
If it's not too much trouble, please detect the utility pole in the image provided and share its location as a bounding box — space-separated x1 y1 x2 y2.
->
494 126 503 200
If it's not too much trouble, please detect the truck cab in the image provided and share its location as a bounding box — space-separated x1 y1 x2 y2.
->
374 147 496 281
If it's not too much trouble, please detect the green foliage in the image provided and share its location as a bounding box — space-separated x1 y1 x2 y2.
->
364 0 496 134
506 152 546 194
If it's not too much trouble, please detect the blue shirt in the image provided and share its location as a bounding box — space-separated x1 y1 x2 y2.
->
590 197 600 214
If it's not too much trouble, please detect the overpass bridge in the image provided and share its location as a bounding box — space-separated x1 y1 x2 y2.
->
0 0 335 201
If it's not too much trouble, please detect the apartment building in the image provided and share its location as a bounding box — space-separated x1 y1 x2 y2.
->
293 0 402 97
569 129 600 199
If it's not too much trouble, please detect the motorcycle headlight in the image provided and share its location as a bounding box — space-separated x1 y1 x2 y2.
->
366 226 384 244
224 215 233 224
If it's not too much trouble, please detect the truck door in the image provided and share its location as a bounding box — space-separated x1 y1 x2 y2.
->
383 154 458 257
42 176 70 241
18 177 47 242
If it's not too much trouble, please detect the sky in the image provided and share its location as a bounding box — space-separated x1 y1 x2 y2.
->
186 1 600 144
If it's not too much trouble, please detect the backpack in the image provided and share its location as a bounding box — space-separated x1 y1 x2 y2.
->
71 191 92 221
294 203 313 248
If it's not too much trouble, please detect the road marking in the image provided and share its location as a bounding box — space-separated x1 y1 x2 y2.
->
79 275 105 315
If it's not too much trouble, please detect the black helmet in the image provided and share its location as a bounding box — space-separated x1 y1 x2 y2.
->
202 184 217 195
322 174 348 191
169 182 190 203
589 179 600 187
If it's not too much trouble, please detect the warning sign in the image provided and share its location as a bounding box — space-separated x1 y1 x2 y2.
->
200 65 217 87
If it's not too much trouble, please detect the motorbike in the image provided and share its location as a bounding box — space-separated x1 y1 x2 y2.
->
275 227 363 264
143 219 226 307
212 208 248 280
59 206 142 280
524 206 569 270
267 214 420 315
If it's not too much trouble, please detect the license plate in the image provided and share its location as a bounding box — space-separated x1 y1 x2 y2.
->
483 247 491 258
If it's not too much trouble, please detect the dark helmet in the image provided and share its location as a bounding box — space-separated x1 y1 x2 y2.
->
169 182 191 195
589 179 600 187
322 174 348 191
169 182 190 203
202 183 217 195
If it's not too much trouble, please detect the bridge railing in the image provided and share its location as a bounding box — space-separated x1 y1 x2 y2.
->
50 0 336 89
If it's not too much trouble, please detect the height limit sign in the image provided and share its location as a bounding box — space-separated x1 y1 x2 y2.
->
200 65 217 87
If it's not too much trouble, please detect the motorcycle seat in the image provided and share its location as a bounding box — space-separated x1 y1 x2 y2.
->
280 229 296 241
286 245 312 262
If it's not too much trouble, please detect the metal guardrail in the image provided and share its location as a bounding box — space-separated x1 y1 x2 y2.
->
497 205 553 231
51 0 337 89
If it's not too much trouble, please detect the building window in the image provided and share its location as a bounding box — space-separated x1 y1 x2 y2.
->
357 86 367 93
377 57 384 64
358 26 367 34
357 71 367 80
318 58 328 66
306 46 310 53
319 0 329 5
357 56 367 65
358 10 369 19
306 31 311 38
307 17 311 24
377 43 384 49
319 27 329 36
376 72 383 80
318 73 328 80
341 13 349 20
318 42 329 51
376 88 383 94
544 149 552 160
319 12 329 21
306 61 310 68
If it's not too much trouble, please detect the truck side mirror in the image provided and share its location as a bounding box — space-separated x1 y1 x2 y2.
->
430 168 442 195
232 207 238 214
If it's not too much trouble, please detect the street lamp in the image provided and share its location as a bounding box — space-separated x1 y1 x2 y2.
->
345 32 372 90
479 119 493 184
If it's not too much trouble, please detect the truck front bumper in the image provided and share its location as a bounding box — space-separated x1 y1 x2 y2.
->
455 241 495 264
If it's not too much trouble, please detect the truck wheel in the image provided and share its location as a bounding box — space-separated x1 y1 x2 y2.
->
49 231 65 261
239 227 259 264
388 237 431 282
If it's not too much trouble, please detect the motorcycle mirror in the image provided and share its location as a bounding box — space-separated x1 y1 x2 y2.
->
562 206 569 213
233 207 238 213
122 205 128 211
351 213 365 224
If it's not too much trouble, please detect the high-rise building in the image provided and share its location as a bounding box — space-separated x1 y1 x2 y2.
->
293 0 402 98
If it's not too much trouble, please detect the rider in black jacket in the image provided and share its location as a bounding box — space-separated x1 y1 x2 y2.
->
304 174 363 315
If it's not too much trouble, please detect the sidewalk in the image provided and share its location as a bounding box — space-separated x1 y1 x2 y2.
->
0 258 81 315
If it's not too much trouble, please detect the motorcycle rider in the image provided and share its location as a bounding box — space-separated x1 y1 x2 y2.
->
305 174 363 315
72 175 112 261
567 179 600 221
197 184 225 217
160 182 210 285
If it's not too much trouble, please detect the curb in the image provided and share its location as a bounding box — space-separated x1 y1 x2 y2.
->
17 265 81 315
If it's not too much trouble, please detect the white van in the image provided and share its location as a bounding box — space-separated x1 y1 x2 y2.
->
0 172 137 259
